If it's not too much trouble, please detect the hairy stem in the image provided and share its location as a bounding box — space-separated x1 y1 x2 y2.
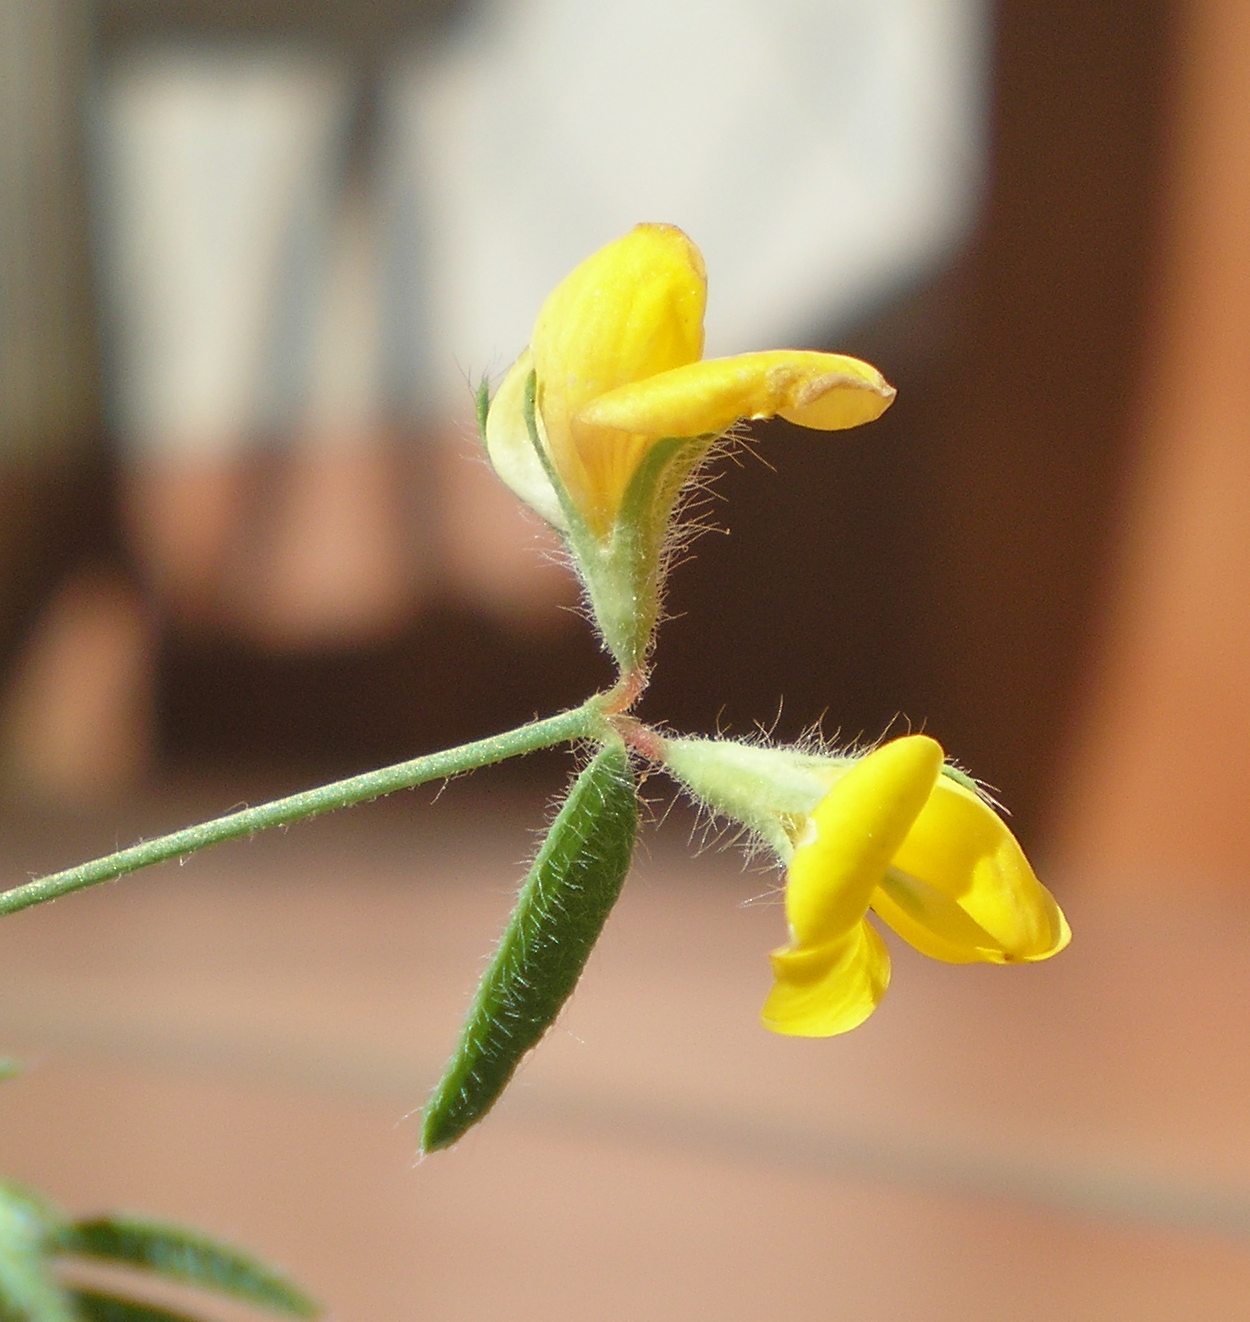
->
0 703 602 917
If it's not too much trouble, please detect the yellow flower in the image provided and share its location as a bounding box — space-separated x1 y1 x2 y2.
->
485 223 896 537
763 735 1071 1038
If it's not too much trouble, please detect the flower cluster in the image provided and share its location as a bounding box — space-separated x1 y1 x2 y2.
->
663 733 1068 1035
483 223 895 670
0 221 1072 1168
483 225 1068 1040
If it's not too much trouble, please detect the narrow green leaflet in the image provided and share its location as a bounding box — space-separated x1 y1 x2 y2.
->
69 1292 200 1322
0 1185 64 1240
0 1188 79 1322
56 1219 316 1318
422 740 638 1151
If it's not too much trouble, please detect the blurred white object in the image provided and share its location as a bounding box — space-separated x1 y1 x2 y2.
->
92 0 986 449
94 51 371 455
408 0 988 404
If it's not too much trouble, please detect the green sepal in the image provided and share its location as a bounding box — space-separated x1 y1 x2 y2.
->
474 376 491 445
521 371 588 539
593 433 710 670
660 735 841 861
54 1218 316 1318
939 762 981 794
422 740 638 1152
519 369 658 669
560 428 709 672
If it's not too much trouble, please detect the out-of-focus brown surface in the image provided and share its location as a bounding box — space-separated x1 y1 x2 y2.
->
6 3 1250 1319
1056 0 1250 886
3 781 1250 1320
1 2 1177 829
650 1 1172 847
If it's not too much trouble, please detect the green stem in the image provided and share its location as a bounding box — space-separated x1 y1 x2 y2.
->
0 703 602 918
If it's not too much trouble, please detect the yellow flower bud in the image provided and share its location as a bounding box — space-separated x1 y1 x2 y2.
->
483 224 895 669
764 735 1070 1037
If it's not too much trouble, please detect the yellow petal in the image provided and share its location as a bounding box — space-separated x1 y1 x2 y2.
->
577 350 895 441
483 349 567 529
531 224 707 524
871 777 1071 964
761 921 891 1037
532 223 706 422
786 735 943 948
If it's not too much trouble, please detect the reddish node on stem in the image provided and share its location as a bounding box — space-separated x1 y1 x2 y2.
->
600 667 649 716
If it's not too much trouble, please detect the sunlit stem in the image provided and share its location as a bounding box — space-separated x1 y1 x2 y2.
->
0 702 605 918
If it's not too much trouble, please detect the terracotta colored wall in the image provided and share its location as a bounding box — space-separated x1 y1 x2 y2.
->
1055 0 1250 888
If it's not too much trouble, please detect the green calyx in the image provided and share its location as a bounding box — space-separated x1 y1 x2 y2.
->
663 736 996 862
500 370 708 674
590 431 709 671
661 736 849 861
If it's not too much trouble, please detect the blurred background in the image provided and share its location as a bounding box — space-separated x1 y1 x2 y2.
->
4 0 1250 1317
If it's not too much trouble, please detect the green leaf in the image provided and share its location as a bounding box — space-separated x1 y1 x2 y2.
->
0 1259 80 1322
0 1192 80 1322
56 1219 315 1318
0 1183 66 1244
422 741 638 1151
0 1061 20 1083
69 1291 200 1322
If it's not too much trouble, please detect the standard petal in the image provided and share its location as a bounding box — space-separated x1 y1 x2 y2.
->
761 921 891 1037
577 350 895 441
786 735 943 948
483 350 567 529
532 224 706 420
530 225 707 524
872 778 1071 964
